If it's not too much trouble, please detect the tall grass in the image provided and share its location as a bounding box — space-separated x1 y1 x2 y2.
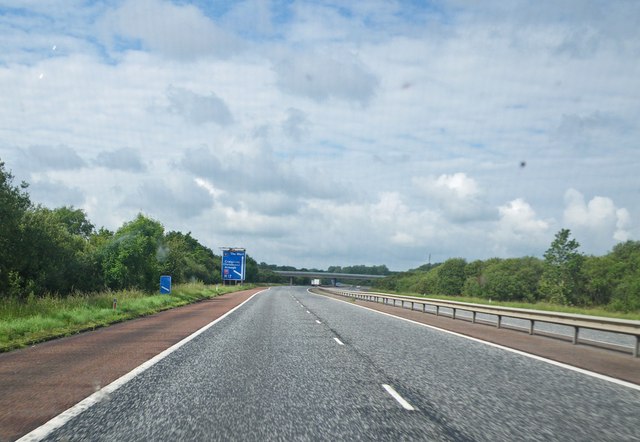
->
0 283 255 352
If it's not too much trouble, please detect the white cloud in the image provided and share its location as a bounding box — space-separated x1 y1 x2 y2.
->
413 173 494 222
0 1 639 270
563 188 632 251
122 175 214 220
273 51 378 105
95 147 146 172
492 198 551 256
28 179 85 208
166 86 234 126
19 145 86 172
99 0 243 60
281 108 309 141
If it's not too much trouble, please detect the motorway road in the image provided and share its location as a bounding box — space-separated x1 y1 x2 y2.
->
38 287 640 441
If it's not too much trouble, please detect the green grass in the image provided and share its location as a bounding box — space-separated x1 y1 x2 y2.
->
368 290 640 321
0 283 256 352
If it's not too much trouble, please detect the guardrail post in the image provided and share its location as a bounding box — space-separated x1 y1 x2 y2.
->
326 289 640 357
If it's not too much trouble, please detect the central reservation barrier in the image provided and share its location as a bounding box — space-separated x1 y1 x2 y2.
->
316 288 640 358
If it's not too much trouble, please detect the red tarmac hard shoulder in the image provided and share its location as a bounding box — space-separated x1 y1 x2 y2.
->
0 288 262 442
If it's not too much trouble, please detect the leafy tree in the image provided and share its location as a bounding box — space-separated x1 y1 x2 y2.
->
415 267 441 295
80 227 114 291
160 231 219 284
581 255 614 306
98 214 164 291
435 258 467 296
52 206 94 238
462 258 500 298
327 264 390 275
606 241 640 312
413 262 440 272
538 229 584 305
17 207 89 296
373 272 406 291
482 257 543 302
0 160 31 295
244 255 259 282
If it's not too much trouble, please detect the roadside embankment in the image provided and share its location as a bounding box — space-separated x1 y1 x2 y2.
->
0 283 254 352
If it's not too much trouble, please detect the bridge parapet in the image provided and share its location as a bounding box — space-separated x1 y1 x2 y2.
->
272 271 387 286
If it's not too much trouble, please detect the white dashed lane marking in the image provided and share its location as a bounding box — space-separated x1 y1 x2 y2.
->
383 384 415 411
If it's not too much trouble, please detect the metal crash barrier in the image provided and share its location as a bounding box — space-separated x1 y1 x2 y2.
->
316 288 640 358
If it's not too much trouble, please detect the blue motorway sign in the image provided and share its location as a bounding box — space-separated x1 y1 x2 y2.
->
222 249 246 281
160 275 172 294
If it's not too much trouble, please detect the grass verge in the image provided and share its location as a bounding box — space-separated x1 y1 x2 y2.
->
0 283 256 352
366 290 640 321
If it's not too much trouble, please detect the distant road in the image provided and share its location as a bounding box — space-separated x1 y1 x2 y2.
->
38 287 640 441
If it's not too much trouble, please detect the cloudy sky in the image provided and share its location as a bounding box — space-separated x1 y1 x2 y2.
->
1 0 639 270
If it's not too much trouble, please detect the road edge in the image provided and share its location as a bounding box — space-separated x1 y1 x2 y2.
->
17 288 268 442
308 289 640 391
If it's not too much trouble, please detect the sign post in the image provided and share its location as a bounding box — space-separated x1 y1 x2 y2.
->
221 248 246 284
160 275 172 294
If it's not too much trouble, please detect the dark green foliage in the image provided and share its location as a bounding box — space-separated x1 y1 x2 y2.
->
415 267 441 294
326 264 391 286
51 206 95 238
16 207 90 297
98 214 165 291
373 272 407 291
0 158 229 298
462 258 500 298
581 255 614 306
538 229 584 305
244 256 259 283
608 241 640 312
0 161 31 293
160 231 220 284
374 232 638 312
2 155 639 312
435 258 467 295
327 264 391 275
481 257 543 302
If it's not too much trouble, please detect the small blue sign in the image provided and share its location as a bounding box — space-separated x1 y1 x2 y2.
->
222 249 245 281
160 275 172 294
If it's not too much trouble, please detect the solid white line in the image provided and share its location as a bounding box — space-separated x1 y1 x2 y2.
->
383 384 415 411
334 337 344 346
308 290 640 392
17 288 269 442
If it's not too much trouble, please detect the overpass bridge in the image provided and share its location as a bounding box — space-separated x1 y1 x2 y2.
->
272 270 387 286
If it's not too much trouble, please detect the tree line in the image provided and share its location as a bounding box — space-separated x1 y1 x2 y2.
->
4 157 638 310
0 160 285 299
374 229 640 312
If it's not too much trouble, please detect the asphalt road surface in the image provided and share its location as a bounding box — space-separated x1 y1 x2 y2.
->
40 287 640 441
